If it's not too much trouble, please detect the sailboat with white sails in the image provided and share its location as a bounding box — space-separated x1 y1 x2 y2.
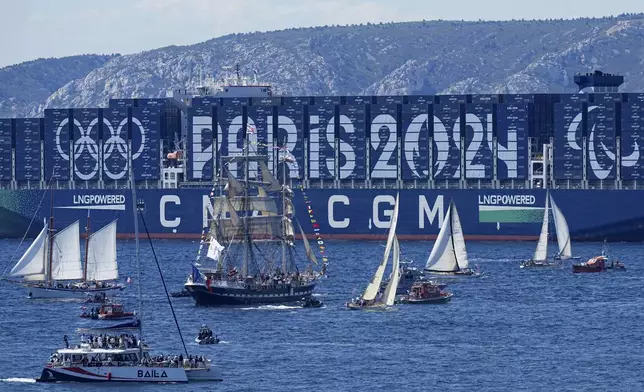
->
521 191 578 269
5 208 124 299
346 193 401 310
424 200 482 277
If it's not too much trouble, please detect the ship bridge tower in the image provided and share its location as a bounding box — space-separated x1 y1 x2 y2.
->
574 70 624 93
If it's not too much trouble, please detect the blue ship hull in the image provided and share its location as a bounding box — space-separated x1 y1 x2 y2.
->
0 188 642 241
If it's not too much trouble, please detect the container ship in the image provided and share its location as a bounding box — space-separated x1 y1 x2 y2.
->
1 67 643 242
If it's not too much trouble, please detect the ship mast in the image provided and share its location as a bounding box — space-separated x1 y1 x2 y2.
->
128 136 144 355
242 125 250 278
281 152 287 274
46 189 55 285
82 210 90 282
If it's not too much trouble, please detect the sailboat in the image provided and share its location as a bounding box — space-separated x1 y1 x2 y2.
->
184 138 321 306
5 209 124 299
346 193 401 310
424 200 482 277
521 192 578 269
36 139 222 383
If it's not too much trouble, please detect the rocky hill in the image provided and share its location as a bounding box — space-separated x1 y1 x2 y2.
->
0 54 119 117
3 15 644 117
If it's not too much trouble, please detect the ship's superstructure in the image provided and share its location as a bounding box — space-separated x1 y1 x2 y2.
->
1 67 644 241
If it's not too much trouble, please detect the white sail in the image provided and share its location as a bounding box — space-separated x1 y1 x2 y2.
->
549 194 572 259
425 203 459 272
206 237 224 261
381 236 401 306
297 221 318 265
450 203 469 270
86 220 118 281
50 221 83 281
9 224 48 280
362 193 400 301
532 194 550 261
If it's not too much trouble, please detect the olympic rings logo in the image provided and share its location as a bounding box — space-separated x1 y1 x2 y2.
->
55 116 146 180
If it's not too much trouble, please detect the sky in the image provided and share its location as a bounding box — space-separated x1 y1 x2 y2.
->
1 0 643 67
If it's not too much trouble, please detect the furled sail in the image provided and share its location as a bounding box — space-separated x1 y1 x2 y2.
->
297 221 318 265
217 215 284 240
259 161 282 191
283 217 294 240
362 193 400 301
532 194 550 261
549 193 572 259
225 169 245 198
380 236 401 306
425 201 469 272
86 220 118 281
206 238 225 261
213 196 279 215
9 223 48 281
50 221 83 281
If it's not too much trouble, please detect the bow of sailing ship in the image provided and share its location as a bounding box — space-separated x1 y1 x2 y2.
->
184 142 322 306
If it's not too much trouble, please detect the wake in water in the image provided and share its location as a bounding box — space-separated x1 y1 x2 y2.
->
0 378 36 383
240 304 301 311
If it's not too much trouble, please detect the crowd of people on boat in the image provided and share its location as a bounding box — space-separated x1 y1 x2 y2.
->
197 325 215 341
143 354 209 369
73 333 140 350
211 267 319 287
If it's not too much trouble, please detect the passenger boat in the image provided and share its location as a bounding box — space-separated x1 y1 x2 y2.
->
36 155 222 383
521 192 577 268
399 281 453 304
346 194 401 311
424 200 483 277
184 144 322 306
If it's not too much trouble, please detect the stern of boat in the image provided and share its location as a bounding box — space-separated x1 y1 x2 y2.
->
185 366 223 382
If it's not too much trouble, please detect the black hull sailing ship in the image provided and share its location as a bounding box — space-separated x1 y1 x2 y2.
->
185 129 322 306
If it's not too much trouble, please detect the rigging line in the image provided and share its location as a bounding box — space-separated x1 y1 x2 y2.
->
138 210 189 358
2 173 55 277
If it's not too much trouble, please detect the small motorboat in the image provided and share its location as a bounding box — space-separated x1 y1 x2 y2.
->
573 256 607 273
399 281 453 304
96 304 135 320
196 325 219 345
301 297 323 308
520 259 560 269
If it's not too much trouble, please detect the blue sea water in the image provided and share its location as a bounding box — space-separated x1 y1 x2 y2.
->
0 239 643 392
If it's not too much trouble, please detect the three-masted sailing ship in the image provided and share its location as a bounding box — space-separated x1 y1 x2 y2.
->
5 208 124 299
424 200 482 277
184 139 321 306
521 191 578 269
